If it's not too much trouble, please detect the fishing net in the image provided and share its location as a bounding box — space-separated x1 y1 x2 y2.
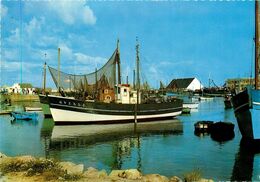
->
48 49 119 96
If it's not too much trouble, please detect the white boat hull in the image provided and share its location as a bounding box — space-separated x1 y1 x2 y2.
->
183 103 199 109
50 108 182 124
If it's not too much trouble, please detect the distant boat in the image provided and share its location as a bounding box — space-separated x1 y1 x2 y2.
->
11 111 38 120
231 1 260 140
25 107 42 111
200 96 214 101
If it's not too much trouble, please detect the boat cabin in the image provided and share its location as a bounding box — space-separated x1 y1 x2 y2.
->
115 84 141 104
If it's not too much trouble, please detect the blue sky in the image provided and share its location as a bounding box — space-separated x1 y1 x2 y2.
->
0 1 255 88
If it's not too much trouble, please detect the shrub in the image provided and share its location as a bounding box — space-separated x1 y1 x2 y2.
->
183 168 202 182
0 157 82 181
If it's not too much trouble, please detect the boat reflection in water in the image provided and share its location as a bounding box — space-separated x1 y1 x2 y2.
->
41 119 183 170
231 139 260 181
50 120 183 150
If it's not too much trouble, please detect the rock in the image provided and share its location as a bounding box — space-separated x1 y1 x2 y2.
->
170 176 182 182
83 167 109 181
98 169 108 179
83 167 99 178
198 178 214 182
109 170 126 179
59 161 84 175
58 176 65 181
125 169 142 180
0 153 9 164
0 152 7 158
143 174 169 182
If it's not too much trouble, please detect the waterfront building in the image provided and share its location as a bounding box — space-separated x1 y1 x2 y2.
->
166 77 203 92
225 78 259 91
4 83 36 95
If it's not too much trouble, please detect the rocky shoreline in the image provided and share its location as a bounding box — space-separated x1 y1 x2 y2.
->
0 152 213 182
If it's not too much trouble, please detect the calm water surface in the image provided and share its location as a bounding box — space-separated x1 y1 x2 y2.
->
0 98 259 181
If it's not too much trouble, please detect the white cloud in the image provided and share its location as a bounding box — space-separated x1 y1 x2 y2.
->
45 1 96 25
6 28 20 45
2 61 41 73
74 52 106 66
25 17 42 37
1 4 8 18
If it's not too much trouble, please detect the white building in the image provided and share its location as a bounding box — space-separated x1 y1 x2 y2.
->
6 83 36 94
167 77 203 91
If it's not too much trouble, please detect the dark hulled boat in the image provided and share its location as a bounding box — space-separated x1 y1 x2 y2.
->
44 40 183 124
47 95 182 125
231 2 260 140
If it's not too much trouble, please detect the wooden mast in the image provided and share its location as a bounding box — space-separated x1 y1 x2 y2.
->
43 61 46 93
136 38 140 93
117 39 121 84
58 48 61 90
134 37 140 124
255 1 259 89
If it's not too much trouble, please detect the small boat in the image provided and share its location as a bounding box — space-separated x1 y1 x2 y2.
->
210 121 235 142
25 107 42 111
182 107 191 114
11 111 38 120
0 110 12 115
191 96 200 102
224 94 232 109
194 121 214 132
200 96 214 101
183 102 199 109
211 121 235 133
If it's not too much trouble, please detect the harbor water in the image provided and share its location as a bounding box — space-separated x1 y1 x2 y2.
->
0 97 259 181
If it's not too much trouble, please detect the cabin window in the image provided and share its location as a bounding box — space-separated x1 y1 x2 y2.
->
124 89 127 93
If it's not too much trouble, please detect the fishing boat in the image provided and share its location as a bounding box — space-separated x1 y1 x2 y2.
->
232 1 260 140
11 111 38 120
45 40 183 124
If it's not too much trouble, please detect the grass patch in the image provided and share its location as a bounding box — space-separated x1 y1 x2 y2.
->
0 158 82 181
183 168 202 182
